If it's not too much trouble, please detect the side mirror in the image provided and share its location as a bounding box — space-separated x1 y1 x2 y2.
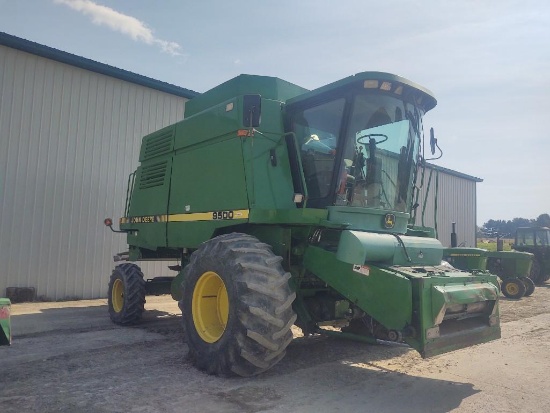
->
430 127 436 155
243 95 261 128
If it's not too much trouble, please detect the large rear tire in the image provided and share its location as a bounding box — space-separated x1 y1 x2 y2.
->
541 259 550 282
501 277 526 299
180 233 297 377
529 259 544 285
108 263 146 325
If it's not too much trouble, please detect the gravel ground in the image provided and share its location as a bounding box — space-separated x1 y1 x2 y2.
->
1 284 550 413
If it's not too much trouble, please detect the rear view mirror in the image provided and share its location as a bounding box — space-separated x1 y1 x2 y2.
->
243 95 261 128
424 127 443 161
430 127 436 155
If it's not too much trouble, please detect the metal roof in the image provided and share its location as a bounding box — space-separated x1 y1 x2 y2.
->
0 31 199 99
426 162 483 182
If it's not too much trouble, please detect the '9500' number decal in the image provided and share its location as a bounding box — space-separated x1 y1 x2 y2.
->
212 210 234 220
121 209 249 224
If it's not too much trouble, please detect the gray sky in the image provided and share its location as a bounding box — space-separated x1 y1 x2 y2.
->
1 0 549 225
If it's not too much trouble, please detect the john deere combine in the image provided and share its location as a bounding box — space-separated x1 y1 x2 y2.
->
106 72 500 376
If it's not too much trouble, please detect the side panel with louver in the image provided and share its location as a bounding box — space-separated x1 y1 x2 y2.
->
139 160 169 189
125 126 176 249
139 125 175 162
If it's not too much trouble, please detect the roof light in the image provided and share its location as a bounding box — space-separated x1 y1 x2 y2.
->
380 82 392 91
394 85 403 95
364 80 378 89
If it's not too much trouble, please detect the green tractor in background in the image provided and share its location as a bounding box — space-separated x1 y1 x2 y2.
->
513 227 550 285
444 225 535 299
487 251 534 298
443 248 534 299
105 72 501 377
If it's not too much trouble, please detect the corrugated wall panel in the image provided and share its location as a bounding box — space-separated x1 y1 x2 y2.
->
0 45 186 299
413 166 478 248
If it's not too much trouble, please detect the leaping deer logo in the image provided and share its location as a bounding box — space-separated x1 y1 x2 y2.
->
384 214 395 228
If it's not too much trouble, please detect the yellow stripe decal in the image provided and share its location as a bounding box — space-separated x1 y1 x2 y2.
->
170 209 249 222
120 209 249 224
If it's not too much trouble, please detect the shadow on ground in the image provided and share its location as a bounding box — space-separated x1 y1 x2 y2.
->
10 303 179 338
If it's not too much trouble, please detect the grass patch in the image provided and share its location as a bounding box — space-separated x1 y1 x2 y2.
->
476 240 513 251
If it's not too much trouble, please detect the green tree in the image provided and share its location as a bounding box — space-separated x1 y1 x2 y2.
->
482 213 550 236
535 213 550 227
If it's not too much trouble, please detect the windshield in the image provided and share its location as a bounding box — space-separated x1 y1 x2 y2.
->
292 92 423 212
517 230 535 246
294 98 346 200
536 230 549 246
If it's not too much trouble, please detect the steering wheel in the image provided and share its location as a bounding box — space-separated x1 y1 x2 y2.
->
357 133 388 145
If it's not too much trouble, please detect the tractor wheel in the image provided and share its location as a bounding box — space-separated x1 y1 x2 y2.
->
520 277 536 297
501 278 526 299
108 263 146 325
180 233 297 377
529 259 545 285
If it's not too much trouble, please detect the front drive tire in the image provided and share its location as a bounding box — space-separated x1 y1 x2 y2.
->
108 263 146 325
501 277 526 299
180 233 297 377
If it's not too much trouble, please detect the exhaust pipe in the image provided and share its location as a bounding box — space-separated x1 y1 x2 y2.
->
451 222 457 248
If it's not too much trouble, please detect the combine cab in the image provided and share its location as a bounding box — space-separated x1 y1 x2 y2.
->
106 72 501 376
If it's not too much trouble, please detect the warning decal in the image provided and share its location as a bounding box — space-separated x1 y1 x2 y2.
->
352 265 370 276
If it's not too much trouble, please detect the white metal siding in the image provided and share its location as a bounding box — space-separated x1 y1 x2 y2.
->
0 45 186 299
413 166 478 248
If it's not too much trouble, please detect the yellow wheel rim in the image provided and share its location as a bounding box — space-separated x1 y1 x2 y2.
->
112 278 124 313
192 271 229 343
505 283 519 295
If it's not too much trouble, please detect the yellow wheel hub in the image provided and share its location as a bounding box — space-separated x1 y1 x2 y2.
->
192 271 229 343
112 278 124 313
505 283 519 295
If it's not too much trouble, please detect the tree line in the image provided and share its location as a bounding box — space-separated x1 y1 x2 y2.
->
479 213 550 237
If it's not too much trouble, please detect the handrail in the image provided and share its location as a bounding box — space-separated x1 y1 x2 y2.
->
124 170 136 217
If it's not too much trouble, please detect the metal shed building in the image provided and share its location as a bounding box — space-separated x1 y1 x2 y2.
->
413 163 482 249
0 32 198 300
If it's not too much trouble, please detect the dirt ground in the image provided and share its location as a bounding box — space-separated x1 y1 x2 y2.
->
2 285 550 413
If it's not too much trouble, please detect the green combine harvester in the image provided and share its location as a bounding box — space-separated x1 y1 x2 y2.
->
105 72 501 376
